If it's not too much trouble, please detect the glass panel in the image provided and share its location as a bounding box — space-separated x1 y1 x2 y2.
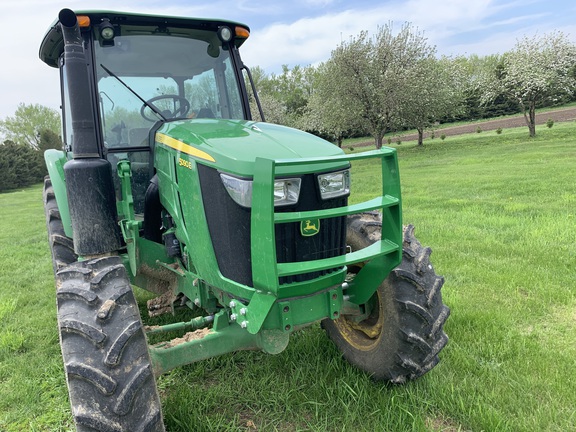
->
60 64 73 149
97 75 176 147
93 28 245 149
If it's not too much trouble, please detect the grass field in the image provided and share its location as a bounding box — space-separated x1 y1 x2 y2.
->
1 122 575 431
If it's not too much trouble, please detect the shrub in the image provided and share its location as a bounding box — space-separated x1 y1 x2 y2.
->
476 126 482 133
396 139 402 145
546 118 554 128
440 134 446 141
349 147 354 151
430 131 435 139
387 137 392 145
0 141 46 192
496 128 503 134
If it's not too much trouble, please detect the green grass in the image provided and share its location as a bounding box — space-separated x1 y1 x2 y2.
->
0 186 73 431
1 122 575 431
352 122 576 431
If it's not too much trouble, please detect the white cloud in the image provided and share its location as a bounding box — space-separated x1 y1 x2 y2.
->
1 0 575 120
241 4 457 71
236 0 285 15
242 0 576 71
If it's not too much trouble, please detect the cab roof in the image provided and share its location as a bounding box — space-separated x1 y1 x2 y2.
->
39 10 250 68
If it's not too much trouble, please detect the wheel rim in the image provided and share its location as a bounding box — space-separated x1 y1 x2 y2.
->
334 288 385 351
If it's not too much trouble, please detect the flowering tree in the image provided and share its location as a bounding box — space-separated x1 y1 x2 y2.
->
325 24 435 149
300 62 363 147
481 32 576 137
399 56 466 145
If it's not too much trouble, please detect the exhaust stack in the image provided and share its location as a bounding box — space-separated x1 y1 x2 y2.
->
59 9 122 255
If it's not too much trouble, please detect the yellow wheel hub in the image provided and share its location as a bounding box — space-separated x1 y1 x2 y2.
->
333 290 384 352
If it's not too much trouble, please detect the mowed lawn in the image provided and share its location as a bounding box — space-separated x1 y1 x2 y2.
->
0 122 575 431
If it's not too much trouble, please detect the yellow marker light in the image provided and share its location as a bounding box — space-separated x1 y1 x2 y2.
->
235 26 250 39
77 15 91 27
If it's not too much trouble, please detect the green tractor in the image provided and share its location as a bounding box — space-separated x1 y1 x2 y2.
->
40 8 449 431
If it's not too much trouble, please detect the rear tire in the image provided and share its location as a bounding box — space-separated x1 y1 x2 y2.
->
43 176 77 271
56 257 164 431
322 213 450 383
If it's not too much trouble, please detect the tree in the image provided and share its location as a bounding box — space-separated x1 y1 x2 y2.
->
454 54 520 122
0 103 61 149
480 32 576 137
0 141 18 191
246 66 273 96
0 140 45 192
250 93 288 124
301 62 363 147
245 64 318 127
38 128 63 153
327 24 435 149
255 65 316 127
399 56 466 145
243 66 284 124
273 65 315 125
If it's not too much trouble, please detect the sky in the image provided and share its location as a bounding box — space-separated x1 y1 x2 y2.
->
0 0 575 121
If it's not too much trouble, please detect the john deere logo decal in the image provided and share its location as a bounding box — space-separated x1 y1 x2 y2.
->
301 219 320 237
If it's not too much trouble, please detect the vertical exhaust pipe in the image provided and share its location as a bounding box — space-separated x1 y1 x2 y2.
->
59 8 99 158
60 9 122 255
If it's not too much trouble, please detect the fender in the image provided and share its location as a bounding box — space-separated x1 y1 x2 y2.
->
44 149 73 238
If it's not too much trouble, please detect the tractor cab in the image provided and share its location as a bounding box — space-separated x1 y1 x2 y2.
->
40 10 253 212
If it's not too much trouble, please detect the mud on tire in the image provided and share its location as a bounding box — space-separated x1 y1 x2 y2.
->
322 212 450 383
56 256 164 431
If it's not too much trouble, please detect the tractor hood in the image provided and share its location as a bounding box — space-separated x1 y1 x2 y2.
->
156 119 346 176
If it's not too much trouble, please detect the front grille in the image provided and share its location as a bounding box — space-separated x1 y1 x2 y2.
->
198 165 347 287
275 174 347 284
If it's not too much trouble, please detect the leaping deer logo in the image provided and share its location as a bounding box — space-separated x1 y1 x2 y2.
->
301 219 320 236
305 220 317 231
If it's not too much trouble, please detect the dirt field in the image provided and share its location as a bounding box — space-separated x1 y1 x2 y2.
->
359 106 576 145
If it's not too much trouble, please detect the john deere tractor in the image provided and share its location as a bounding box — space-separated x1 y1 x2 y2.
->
40 8 449 431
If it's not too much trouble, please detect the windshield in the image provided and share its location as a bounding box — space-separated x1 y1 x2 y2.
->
93 28 245 148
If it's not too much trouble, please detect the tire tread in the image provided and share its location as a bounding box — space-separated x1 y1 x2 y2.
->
322 216 450 383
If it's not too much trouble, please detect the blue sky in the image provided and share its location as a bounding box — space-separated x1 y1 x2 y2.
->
0 0 575 120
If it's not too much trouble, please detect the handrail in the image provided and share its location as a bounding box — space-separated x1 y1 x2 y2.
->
250 148 402 295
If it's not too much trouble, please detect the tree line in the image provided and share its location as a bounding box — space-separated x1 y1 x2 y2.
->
248 26 576 147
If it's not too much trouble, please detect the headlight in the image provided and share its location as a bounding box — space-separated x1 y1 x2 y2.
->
317 169 350 199
220 174 252 208
220 173 301 208
273 178 301 206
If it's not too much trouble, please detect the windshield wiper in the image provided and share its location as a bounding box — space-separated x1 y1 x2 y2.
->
100 64 167 122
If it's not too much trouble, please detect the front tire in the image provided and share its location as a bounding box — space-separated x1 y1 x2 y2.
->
322 213 450 383
44 176 164 430
56 256 165 431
